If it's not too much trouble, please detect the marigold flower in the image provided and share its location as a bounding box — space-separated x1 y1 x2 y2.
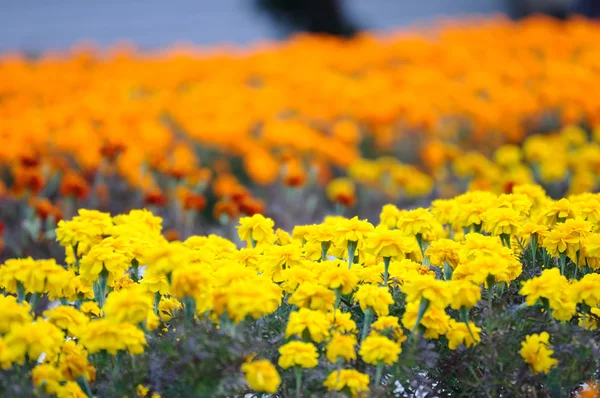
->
58 340 95 382
446 319 481 350
104 285 154 325
449 280 481 310
278 341 319 369
326 333 357 363
286 308 331 343
222 278 282 323
288 282 335 312
43 305 89 338
425 239 461 268
481 207 522 236
366 227 414 258
328 309 357 334
241 359 281 394
0 295 32 334
519 332 558 374
542 198 578 226
355 285 394 316
401 274 452 309
326 177 356 207
401 300 450 339
379 204 402 229
323 369 370 397
359 335 401 365
396 208 436 236
370 315 406 344
319 261 358 295
572 273 600 307
32 364 63 394
5 321 65 364
237 214 274 246
79 319 146 355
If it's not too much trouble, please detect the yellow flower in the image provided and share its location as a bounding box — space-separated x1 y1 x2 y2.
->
519 332 558 374
158 297 182 322
379 204 402 229
431 199 457 225
454 191 497 229
542 198 578 226
32 364 63 395
370 316 406 344
170 265 214 311
79 237 133 285
58 340 95 382
241 359 281 394
328 310 357 334
55 380 88 398
319 261 359 294
425 239 461 269
222 278 282 323
80 301 102 318
286 308 331 343
5 321 65 364
0 295 32 334
401 274 452 309
401 301 450 339
446 319 481 350
396 208 435 236
277 341 319 369
572 273 600 307
0 337 13 369
43 305 89 338
481 207 522 236
366 227 416 258
335 216 375 246
579 307 600 330
359 335 401 365
326 333 357 363
542 222 586 260
288 282 335 311
354 285 394 316
137 384 150 397
79 319 146 355
104 285 154 325
323 369 370 397
237 214 275 246
449 280 481 310
326 177 356 208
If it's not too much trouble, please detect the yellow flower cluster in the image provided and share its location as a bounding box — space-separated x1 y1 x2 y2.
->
0 180 599 394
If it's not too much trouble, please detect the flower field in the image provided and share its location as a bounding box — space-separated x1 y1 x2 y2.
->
1 16 600 397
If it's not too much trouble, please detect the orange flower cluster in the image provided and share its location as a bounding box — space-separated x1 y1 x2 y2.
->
1 16 600 218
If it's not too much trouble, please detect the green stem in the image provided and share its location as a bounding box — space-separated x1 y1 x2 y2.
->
375 362 384 386
559 252 567 275
416 233 425 256
411 298 430 335
347 240 358 269
153 292 161 315
295 367 302 398
131 259 140 283
321 241 331 261
361 308 373 342
95 267 109 308
443 260 453 280
28 292 41 314
460 307 477 342
184 297 196 327
382 257 391 286
16 282 26 303
530 235 538 266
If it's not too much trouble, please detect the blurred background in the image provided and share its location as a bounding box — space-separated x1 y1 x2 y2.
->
1 0 598 52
